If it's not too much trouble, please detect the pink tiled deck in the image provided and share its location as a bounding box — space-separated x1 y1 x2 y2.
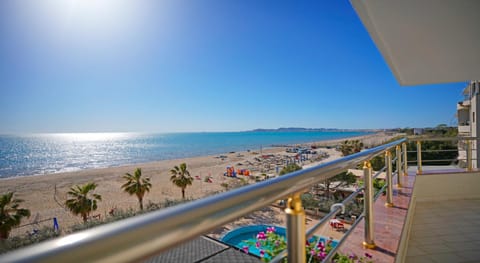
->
337 172 416 262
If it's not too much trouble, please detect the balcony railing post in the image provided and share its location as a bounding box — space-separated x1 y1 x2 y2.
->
363 160 376 249
466 139 473 171
285 193 306 262
416 141 422 174
402 142 408 176
385 151 394 207
396 145 402 187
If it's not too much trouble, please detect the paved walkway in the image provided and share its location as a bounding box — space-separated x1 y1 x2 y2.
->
405 199 480 263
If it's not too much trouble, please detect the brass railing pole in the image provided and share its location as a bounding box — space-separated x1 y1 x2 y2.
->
416 141 422 174
363 161 375 248
396 145 402 187
285 193 306 262
466 139 473 171
385 151 394 207
402 142 408 176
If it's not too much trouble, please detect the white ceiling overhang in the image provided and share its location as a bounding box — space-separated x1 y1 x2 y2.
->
350 0 480 86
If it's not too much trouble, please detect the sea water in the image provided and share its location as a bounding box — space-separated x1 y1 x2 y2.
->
0 131 369 178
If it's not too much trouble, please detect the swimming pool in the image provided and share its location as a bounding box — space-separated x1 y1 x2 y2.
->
221 225 338 259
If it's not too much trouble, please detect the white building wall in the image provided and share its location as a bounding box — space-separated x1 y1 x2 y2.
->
457 81 480 169
469 81 480 169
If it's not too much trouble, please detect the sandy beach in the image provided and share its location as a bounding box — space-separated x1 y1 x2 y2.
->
0 132 399 238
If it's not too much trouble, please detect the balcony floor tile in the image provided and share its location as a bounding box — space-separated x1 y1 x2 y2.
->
337 172 416 262
406 199 480 263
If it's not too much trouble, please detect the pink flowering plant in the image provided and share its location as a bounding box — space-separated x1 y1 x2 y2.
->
243 226 334 262
332 251 374 263
242 226 374 262
242 226 286 260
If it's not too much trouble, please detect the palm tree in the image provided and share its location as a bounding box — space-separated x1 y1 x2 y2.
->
340 140 364 156
65 182 102 223
122 168 152 210
170 163 193 199
0 192 31 239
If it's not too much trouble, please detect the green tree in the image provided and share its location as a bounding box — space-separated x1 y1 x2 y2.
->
279 163 302 175
358 178 386 194
398 127 414 135
170 163 193 199
339 140 364 156
370 155 385 171
65 182 102 223
406 140 457 166
300 193 318 210
0 192 31 239
323 171 357 199
122 168 152 210
374 178 386 191
406 124 458 165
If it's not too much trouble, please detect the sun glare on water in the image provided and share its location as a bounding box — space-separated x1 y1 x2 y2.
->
52 132 132 142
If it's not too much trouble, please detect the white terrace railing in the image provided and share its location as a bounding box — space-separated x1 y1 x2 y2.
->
1 138 410 263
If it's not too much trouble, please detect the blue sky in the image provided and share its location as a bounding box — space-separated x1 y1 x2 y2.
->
0 0 465 133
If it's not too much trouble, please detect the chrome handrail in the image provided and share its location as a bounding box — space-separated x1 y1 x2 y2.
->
0 138 406 263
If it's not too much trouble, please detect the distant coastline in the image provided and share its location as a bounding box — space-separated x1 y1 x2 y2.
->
250 127 381 132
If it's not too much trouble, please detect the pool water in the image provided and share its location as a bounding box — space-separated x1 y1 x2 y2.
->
221 225 338 259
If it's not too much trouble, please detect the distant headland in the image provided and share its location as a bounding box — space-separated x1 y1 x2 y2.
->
250 127 381 132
